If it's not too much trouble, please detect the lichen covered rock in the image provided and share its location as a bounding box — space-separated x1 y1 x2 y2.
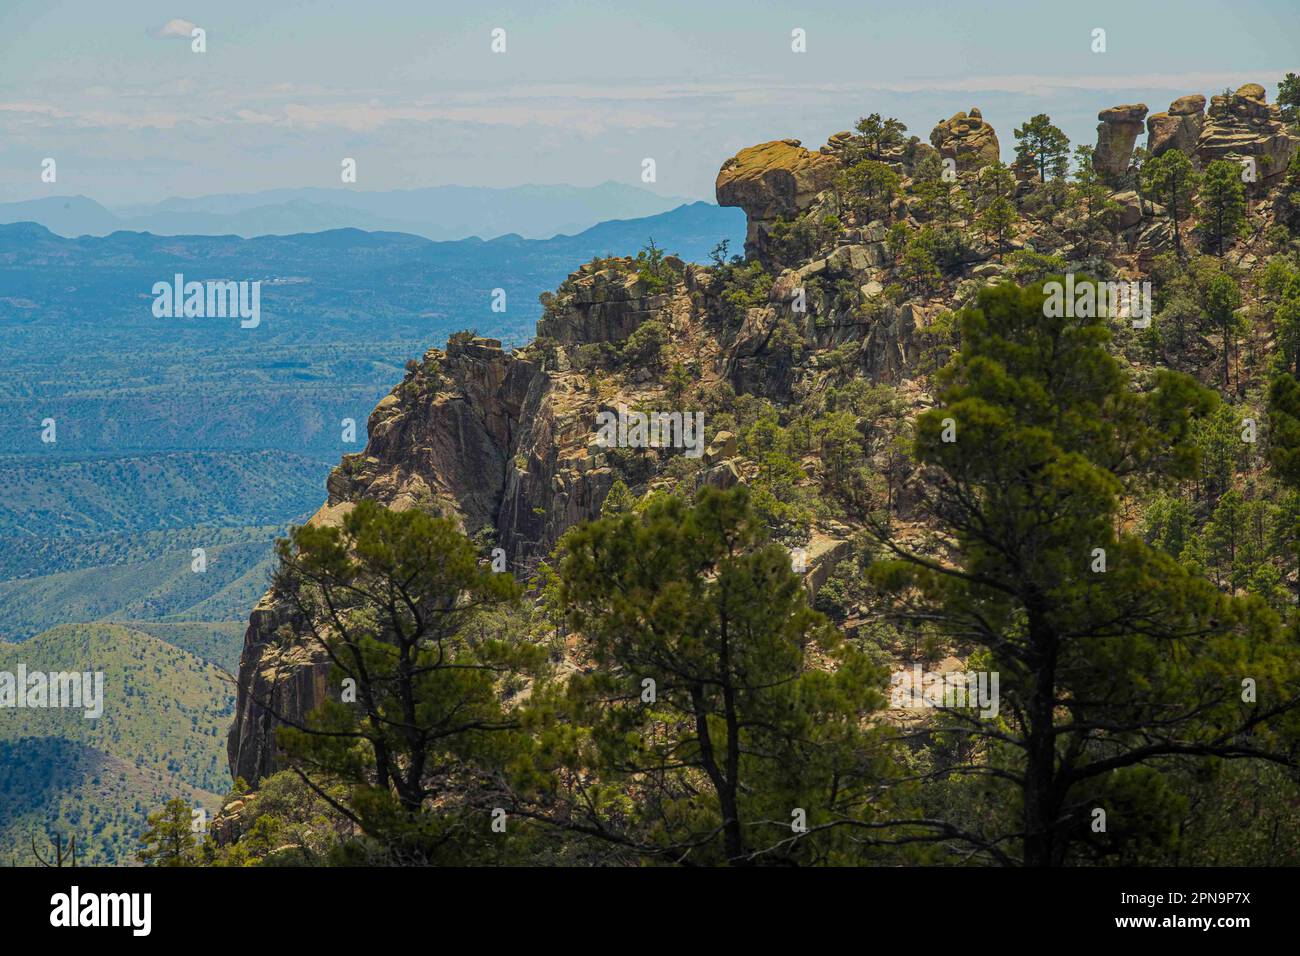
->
716 139 840 258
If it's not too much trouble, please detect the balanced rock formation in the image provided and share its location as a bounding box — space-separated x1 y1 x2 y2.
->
929 108 1000 171
1093 104 1148 178
715 139 839 259
820 130 857 159
1196 83 1299 182
1146 94 1206 157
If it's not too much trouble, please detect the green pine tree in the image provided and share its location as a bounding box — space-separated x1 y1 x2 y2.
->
853 113 909 160
1202 270 1242 387
869 280 1300 866
1013 114 1070 181
513 486 918 866
271 499 542 864
1141 149 1201 255
1198 159 1248 255
136 797 197 867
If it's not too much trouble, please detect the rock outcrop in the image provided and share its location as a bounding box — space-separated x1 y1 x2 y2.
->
715 139 839 259
537 258 681 346
229 334 616 781
1147 94 1206 158
1145 84 1299 182
929 108 1000 171
228 87 1297 792
227 204 934 783
1093 104 1148 178
228 584 335 785
1196 83 1299 183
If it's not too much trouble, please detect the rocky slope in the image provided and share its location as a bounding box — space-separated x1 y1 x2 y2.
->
228 81 1300 787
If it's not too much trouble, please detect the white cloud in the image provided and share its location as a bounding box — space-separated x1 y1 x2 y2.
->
0 102 68 116
479 70 1288 104
151 19 198 39
279 101 673 134
862 71 1284 96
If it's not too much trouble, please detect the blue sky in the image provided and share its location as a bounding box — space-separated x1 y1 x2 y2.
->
1 0 1295 204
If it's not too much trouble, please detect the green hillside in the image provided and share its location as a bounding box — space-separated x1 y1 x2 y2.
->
116 621 245 672
0 623 234 864
0 538 276 641
0 737 221 866
0 522 289 581
0 450 325 538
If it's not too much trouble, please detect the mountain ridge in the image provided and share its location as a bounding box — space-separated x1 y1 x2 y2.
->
0 182 699 243
226 80 1300 786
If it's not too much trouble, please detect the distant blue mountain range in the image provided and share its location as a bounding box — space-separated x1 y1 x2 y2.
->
0 201 746 459
0 182 698 242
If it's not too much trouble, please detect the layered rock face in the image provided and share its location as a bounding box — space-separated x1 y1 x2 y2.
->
1196 83 1299 182
1145 83 1297 182
1093 104 1148 178
715 139 840 259
929 108 1000 171
1147 94 1207 158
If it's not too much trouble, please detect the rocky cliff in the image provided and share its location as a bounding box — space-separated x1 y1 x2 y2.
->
228 81 1300 787
230 260 773 782
1198 83 1299 182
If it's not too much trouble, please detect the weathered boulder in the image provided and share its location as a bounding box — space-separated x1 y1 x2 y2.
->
826 242 876 274
1110 189 1165 232
697 459 740 489
801 533 853 597
705 430 737 463
1147 94 1206 157
1093 104 1148 178
1197 83 1299 183
716 139 840 258
929 108 1001 171
1171 94 1208 115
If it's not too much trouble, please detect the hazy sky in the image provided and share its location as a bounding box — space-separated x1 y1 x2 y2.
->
1 0 1296 204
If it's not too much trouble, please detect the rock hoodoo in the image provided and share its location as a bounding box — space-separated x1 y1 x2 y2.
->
1147 94 1207 158
715 139 839 259
928 108 1000 171
1093 103 1148 178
